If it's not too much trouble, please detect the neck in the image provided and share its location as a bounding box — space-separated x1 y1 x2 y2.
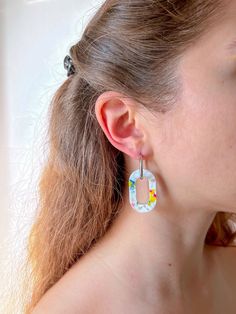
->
91 176 219 300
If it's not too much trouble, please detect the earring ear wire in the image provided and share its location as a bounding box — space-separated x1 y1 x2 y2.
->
139 154 143 180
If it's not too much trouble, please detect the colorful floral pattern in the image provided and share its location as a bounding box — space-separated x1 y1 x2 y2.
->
128 168 157 213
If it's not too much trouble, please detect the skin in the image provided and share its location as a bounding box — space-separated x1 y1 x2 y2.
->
91 0 236 311
32 0 236 313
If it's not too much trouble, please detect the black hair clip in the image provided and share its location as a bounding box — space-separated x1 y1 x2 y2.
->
63 55 76 77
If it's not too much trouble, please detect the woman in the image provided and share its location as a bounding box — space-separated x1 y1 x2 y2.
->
22 0 236 313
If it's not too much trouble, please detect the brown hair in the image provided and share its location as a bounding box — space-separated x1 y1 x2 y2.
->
8 0 236 313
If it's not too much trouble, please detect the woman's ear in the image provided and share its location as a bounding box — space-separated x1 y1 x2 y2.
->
95 91 144 158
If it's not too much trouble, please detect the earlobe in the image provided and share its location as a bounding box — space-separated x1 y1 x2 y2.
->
94 91 144 158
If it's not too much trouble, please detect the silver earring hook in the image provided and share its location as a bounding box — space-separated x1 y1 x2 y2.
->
139 154 143 179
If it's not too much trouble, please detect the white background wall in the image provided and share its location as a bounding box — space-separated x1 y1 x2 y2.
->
0 0 103 312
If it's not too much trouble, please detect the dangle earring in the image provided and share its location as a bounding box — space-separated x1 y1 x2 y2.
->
128 153 157 213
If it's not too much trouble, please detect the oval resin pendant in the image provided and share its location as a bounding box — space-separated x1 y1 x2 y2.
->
128 168 157 213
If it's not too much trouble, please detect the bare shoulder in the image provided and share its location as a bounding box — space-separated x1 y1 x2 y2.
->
31 255 107 314
31 250 147 314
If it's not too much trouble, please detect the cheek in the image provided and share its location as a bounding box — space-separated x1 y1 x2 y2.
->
182 78 236 181
157 93 236 208
181 102 236 179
